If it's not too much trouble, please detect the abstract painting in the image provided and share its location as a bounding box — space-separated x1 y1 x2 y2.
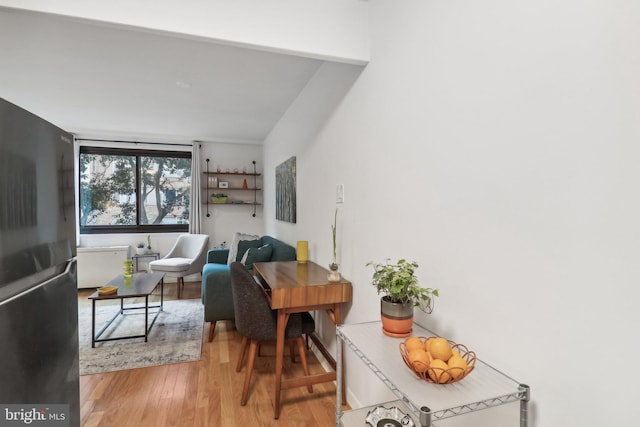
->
275 156 296 223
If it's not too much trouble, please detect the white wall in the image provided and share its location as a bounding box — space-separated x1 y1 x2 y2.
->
263 61 364 247
263 1 640 426
16 0 640 424
0 0 369 64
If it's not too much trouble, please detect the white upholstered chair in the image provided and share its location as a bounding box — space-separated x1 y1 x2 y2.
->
149 234 209 298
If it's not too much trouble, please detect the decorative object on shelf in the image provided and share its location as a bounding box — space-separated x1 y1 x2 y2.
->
367 259 439 337
328 208 341 282
399 336 476 384
296 240 308 263
136 242 146 255
147 235 152 252
211 193 228 203
379 297 413 338
365 405 415 427
242 178 248 189
218 181 229 188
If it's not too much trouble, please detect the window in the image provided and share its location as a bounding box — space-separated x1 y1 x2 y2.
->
79 146 191 234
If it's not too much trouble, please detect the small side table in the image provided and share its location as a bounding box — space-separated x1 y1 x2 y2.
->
131 252 160 272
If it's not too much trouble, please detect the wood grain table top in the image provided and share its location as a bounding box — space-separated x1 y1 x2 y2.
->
253 261 352 310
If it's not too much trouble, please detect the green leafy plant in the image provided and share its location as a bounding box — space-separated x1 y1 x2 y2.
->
137 242 145 249
366 258 439 312
147 234 152 250
212 193 227 198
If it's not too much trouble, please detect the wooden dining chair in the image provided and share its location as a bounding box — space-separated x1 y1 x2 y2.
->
229 262 315 407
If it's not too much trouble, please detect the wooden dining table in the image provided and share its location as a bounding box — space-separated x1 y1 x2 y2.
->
252 260 352 419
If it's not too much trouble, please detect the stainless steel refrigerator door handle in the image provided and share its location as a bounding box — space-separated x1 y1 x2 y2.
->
60 154 67 221
0 259 76 306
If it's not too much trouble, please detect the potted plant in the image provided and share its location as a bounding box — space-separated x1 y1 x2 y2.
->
366 258 439 337
328 208 340 281
211 193 228 204
136 242 146 255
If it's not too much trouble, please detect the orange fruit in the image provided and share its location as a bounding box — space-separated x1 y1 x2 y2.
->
428 359 451 383
429 338 453 361
425 337 435 353
447 354 468 380
404 337 424 353
407 348 430 372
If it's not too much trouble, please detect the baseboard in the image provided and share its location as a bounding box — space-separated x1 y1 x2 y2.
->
308 333 335 374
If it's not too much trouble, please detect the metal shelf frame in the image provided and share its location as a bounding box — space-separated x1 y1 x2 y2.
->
204 158 260 217
336 321 530 427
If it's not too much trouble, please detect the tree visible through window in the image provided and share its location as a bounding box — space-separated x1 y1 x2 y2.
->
79 147 191 233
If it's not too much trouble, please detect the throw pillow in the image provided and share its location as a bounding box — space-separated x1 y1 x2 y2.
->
227 232 259 265
236 239 264 262
240 244 273 270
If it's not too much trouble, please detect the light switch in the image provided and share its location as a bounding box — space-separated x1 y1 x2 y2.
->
336 184 344 203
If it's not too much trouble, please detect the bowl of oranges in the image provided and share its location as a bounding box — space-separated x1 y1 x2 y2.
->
399 336 476 384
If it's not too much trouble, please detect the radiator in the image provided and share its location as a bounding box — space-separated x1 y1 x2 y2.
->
76 246 130 288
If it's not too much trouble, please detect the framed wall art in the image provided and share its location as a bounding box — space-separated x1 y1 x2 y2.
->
275 156 296 223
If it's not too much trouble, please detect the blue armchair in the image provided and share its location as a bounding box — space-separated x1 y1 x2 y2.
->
201 235 296 341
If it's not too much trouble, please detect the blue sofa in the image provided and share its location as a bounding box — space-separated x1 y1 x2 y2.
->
201 235 296 341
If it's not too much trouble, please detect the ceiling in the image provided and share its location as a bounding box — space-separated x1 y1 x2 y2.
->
0 8 326 144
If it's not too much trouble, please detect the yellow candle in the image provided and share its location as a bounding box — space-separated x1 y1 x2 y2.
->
297 240 308 263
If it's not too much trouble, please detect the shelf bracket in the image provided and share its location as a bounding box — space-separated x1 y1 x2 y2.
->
252 160 257 217
205 158 211 217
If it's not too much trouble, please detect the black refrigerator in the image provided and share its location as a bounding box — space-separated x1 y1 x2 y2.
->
0 97 80 427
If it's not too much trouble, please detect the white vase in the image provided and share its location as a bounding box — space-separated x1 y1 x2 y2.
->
328 263 341 282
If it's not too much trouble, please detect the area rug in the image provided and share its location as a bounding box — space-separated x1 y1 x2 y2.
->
78 299 204 375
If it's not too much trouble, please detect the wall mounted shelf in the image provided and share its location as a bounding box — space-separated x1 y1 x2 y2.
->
203 159 261 217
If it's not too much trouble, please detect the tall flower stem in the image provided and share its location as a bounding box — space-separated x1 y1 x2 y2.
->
331 208 338 265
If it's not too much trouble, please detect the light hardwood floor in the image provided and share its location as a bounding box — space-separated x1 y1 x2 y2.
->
78 281 343 426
